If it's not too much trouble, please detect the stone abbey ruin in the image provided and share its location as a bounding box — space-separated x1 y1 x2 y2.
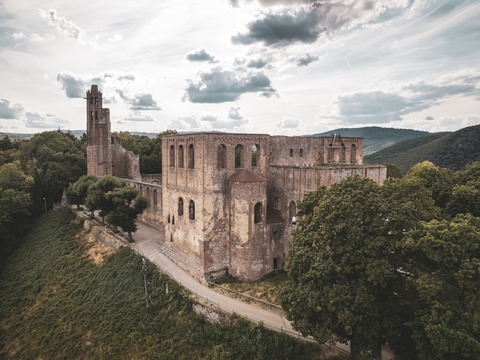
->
86 85 386 281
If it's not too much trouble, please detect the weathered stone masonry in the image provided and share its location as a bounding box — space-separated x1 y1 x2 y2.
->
86 85 387 281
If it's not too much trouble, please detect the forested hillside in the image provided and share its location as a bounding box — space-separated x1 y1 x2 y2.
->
314 127 433 155
365 124 480 171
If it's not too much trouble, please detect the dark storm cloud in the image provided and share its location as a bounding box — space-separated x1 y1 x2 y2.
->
335 76 480 123
185 49 218 63
232 8 323 47
115 90 161 110
183 67 277 103
56 73 87 98
131 94 161 110
247 59 268 68
0 99 24 119
297 53 318 66
56 73 105 98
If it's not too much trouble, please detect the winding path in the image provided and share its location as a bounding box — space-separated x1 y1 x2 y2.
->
129 220 351 356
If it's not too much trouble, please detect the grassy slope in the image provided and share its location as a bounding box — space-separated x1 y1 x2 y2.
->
0 209 322 360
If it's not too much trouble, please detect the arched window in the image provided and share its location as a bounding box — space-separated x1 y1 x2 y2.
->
178 197 184 216
188 144 195 169
153 189 158 206
189 200 195 220
217 144 227 169
169 145 175 167
254 202 262 224
351 144 357 164
341 144 346 162
235 144 244 168
172 215 175 225
251 144 259 167
167 214 171 224
289 200 297 225
178 145 184 168
328 145 334 163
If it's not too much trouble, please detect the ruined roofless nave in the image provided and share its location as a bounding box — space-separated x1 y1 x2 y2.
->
86 85 387 281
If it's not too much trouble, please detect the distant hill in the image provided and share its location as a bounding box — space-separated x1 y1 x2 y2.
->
0 130 159 141
365 125 480 171
313 127 434 155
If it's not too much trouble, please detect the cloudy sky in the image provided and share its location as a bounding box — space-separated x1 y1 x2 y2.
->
0 0 479 135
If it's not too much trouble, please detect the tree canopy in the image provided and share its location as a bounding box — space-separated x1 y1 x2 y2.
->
281 162 480 360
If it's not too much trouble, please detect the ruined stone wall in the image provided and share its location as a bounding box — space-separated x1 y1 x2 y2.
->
227 179 268 280
126 180 163 230
268 136 324 166
111 143 140 180
161 134 207 278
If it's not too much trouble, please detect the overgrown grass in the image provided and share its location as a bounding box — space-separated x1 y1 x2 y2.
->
0 208 324 359
216 271 287 306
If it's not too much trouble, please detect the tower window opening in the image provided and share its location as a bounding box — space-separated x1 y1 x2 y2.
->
254 202 262 224
289 149 293 157
188 144 195 169
235 144 244 168
178 197 184 216
189 200 195 220
178 145 184 168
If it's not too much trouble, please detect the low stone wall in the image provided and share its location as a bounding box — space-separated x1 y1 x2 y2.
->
82 218 128 250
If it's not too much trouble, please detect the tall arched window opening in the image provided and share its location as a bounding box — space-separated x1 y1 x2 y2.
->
254 202 262 224
169 145 175 167
189 200 195 220
188 144 195 169
178 197 184 216
341 144 346 162
289 200 297 225
251 144 259 167
178 145 184 168
235 144 244 168
351 144 357 164
217 144 227 169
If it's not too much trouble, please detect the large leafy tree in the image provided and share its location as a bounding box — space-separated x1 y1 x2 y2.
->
0 161 34 255
401 215 480 359
84 176 147 241
280 176 401 359
106 186 148 242
67 175 98 208
85 176 125 222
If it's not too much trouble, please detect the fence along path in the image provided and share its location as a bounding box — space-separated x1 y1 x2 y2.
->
126 220 352 356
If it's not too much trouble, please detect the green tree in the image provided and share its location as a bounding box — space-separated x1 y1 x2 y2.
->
106 186 148 241
400 215 480 359
0 161 34 255
67 175 98 208
281 176 400 359
405 161 453 210
85 176 125 222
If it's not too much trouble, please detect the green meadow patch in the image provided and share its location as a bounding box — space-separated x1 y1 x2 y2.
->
0 208 324 359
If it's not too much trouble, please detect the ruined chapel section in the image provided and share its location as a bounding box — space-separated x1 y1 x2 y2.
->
160 132 386 281
86 85 140 180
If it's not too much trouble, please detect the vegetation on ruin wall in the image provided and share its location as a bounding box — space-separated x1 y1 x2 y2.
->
281 162 480 360
0 131 86 257
114 130 177 174
0 208 324 360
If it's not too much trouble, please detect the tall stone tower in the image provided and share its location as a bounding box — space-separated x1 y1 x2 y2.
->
86 85 112 176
